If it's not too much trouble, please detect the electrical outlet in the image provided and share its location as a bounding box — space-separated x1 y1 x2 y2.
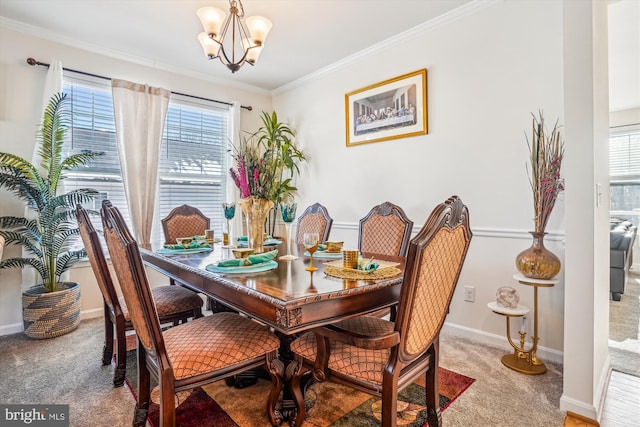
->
464 285 475 302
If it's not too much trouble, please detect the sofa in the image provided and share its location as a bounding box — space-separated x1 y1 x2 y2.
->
610 221 636 301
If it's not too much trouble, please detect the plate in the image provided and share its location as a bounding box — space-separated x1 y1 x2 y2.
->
156 247 212 255
323 259 400 274
305 251 343 259
206 260 278 274
237 238 282 247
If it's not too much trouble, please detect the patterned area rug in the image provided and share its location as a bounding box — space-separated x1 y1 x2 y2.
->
123 346 474 427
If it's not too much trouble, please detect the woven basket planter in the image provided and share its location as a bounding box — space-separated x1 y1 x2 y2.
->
22 282 81 339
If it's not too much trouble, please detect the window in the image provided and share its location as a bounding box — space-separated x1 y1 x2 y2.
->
610 127 640 226
62 72 231 247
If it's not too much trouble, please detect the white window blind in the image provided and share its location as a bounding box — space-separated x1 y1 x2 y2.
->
62 72 230 247
158 94 229 239
609 127 640 225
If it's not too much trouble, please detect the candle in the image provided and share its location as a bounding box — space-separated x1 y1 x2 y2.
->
520 316 526 334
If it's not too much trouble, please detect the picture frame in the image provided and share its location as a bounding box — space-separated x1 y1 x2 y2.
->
345 69 427 147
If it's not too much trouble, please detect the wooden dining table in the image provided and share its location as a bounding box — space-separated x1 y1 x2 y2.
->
141 244 404 336
140 243 405 423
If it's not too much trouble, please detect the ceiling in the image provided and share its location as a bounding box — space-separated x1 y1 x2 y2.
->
0 0 470 92
0 0 637 110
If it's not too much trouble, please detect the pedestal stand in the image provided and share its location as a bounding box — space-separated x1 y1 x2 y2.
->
488 273 558 375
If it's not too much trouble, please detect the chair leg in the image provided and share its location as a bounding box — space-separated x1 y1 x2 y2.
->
134 342 151 427
425 341 442 427
102 304 114 366
113 316 127 387
381 372 399 427
160 370 177 427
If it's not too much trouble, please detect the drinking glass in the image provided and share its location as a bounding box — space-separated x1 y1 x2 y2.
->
280 202 298 260
222 202 236 247
303 232 320 271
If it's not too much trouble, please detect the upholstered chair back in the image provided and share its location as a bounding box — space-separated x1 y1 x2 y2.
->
296 202 333 244
358 201 413 257
161 204 210 244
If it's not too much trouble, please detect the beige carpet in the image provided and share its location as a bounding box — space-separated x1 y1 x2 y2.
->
609 268 640 377
0 317 566 426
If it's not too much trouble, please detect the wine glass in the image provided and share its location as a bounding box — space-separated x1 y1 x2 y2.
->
222 202 236 247
303 232 320 271
280 202 298 260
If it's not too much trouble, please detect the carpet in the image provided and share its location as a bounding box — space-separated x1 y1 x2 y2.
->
122 347 474 427
609 268 640 377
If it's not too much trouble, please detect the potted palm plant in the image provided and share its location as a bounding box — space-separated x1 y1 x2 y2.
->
0 92 103 339
255 111 306 236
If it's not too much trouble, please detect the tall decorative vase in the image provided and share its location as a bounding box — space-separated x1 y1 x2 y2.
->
515 231 561 280
239 197 274 253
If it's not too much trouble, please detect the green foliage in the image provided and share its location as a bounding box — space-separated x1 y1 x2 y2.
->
228 111 306 235
256 111 306 206
0 93 103 292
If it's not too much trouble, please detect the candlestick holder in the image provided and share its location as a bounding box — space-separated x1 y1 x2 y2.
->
488 274 558 375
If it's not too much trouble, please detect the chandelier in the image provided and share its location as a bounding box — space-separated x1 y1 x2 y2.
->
197 0 272 73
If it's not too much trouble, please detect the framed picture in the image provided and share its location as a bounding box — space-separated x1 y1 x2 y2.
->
345 69 427 147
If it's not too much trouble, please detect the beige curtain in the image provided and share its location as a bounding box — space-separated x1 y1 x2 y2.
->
111 79 170 249
230 101 244 236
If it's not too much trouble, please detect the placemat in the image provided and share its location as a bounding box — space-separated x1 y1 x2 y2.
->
237 238 282 247
323 265 402 280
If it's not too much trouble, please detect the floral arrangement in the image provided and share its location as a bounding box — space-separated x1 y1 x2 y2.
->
229 132 278 200
526 111 565 233
229 111 305 205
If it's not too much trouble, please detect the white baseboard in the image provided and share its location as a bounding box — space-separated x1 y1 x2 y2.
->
0 322 23 336
560 395 598 421
80 307 103 320
442 321 564 365
0 308 105 337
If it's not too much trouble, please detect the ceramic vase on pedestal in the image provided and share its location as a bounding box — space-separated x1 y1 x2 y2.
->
239 197 274 253
515 231 561 280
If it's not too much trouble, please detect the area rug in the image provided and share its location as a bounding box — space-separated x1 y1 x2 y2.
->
123 347 474 427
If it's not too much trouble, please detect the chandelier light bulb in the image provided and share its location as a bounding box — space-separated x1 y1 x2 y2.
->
197 7 226 39
198 32 221 58
245 16 272 45
196 0 271 73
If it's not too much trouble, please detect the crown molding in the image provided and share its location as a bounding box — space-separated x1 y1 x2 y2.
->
0 16 270 96
272 0 502 96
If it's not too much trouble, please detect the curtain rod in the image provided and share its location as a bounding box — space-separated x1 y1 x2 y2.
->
26 58 252 111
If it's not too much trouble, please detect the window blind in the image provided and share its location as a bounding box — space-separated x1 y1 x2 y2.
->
62 72 231 247
609 128 640 225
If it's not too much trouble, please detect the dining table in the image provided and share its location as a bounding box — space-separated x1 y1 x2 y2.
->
140 242 405 424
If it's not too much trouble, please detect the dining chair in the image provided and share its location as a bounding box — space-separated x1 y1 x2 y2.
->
288 195 472 427
358 201 413 258
100 200 282 427
161 204 210 245
76 205 205 388
160 204 224 310
358 201 414 320
295 202 333 244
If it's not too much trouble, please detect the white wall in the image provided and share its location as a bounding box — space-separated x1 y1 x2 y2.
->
561 0 611 420
0 27 273 335
273 0 566 354
0 1 615 421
